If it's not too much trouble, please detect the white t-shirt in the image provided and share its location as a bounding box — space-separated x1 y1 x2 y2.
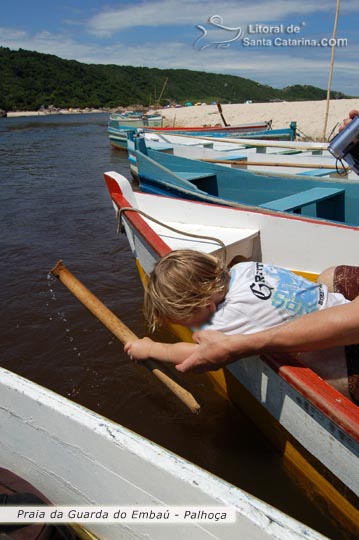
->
202 262 349 335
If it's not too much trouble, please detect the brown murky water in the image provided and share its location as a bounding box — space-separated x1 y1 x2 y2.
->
0 113 347 539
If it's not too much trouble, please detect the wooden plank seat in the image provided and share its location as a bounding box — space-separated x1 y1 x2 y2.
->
297 169 340 177
260 187 345 221
146 142 174 151
149 220 260 261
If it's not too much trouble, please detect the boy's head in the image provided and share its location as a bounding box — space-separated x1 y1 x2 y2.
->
144 249 230 331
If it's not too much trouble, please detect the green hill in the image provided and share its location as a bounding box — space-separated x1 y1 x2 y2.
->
0 46 350 111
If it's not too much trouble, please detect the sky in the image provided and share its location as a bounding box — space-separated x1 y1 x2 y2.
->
1 0 358 96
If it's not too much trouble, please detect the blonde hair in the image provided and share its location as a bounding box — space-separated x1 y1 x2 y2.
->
144 249 230 331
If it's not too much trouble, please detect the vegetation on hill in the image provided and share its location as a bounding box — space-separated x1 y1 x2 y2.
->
0 47 350 111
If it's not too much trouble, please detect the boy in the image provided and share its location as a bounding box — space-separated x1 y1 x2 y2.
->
124 250 349 374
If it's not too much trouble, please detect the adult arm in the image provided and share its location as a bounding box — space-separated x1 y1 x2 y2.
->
175 296 359 373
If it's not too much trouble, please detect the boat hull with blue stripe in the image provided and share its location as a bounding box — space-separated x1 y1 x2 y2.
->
108 119 297 151
134 139 359 227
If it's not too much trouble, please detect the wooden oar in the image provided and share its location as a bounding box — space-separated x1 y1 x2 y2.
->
200 158 348 171
50 260 201 414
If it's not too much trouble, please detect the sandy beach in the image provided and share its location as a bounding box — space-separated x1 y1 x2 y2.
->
6 98 359 141
160 98 359 141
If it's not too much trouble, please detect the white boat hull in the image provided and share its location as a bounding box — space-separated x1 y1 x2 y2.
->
0 368 328 540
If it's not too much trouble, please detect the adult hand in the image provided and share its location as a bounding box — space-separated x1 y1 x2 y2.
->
339 109 359 132
175 330 236 373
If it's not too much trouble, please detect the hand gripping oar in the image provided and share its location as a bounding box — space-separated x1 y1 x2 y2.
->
50 261 201 414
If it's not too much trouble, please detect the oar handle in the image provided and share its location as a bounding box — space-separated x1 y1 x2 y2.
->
201 158 346 170
50 261 201 414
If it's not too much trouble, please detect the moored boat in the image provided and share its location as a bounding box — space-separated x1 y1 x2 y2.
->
108 120 297 151
104 171 359 539
131 138 359 226
0 367 329 540
110 111 164 128
108 112 164 146
129 131 357 179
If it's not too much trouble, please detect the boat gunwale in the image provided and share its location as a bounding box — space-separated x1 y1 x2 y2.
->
143 122 271 133
263 353 359 443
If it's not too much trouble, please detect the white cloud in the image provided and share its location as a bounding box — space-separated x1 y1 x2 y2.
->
0 27 28 41
85 0 356 36
0 27 94 60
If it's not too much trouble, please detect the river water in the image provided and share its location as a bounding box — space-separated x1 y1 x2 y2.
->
0 113 345 539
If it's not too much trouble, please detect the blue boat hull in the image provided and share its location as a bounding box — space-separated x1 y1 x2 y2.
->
108 122 296 151
136 146 359 227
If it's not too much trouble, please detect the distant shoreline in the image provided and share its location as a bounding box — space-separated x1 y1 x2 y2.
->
6 109 109 118
4 98 359 140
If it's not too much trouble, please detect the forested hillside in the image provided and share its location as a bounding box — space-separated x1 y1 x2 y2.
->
0 47 350 111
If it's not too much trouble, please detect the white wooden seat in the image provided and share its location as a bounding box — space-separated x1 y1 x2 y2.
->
145 218 260 262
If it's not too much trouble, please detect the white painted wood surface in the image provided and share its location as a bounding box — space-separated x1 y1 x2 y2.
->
108 172 359 275
0 368 328 540
228 358 359 498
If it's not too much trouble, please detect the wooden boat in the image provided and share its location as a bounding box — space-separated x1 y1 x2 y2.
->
130 131 358 179
0 367 329 540
103 171 359 539
146 121 295 137
108 120 297 151
109 111 163 128
132 139 359 226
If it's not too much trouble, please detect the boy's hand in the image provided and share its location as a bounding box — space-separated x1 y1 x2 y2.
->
124 337 155 361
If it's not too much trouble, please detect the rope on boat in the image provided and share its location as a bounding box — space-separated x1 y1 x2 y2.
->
326 122 349 177
117 206 227 261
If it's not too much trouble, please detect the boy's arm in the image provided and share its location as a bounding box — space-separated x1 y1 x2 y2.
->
124 337 197 365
